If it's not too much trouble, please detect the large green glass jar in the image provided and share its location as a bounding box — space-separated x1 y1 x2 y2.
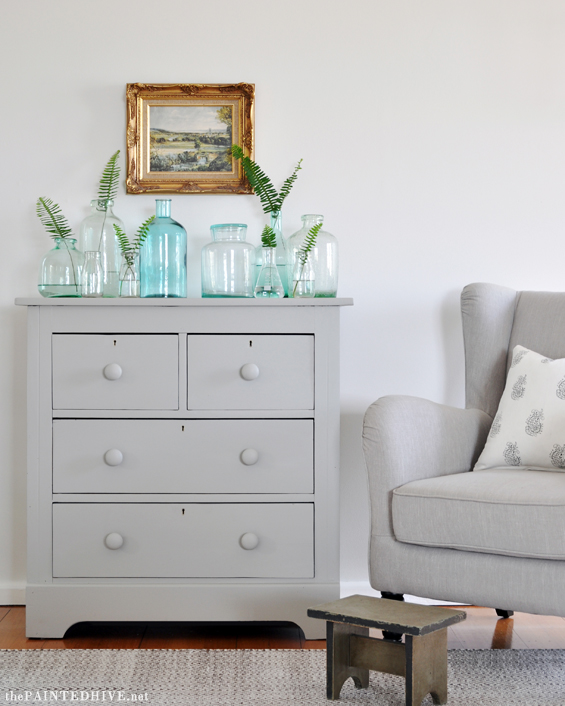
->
38 238 85 298
288 214 338 298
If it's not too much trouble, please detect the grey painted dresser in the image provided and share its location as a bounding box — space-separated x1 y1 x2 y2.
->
16 298 352 638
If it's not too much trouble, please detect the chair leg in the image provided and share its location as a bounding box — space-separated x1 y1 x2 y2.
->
495 609 514 619
381 592 404 641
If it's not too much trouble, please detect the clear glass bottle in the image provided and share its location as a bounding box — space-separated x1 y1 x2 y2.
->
119 251 140 297
254 247 285 298
82 251 103 297
288 214 338 297
140 199 187 298
201 224 255 298
78 199 124 298
38 237 85 298
255 212 289 296
291 251 315 298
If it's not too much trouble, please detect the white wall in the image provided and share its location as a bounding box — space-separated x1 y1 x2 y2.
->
1 0 565 602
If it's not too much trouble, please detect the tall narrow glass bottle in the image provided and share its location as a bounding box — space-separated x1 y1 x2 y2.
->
140 199 187 298
78 199 124 297
255 212 288 296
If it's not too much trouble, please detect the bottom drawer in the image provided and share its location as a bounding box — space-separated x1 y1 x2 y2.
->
53 503 314 579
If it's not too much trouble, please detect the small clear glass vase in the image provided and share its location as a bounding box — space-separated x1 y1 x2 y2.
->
291 252 316 298
254 247 285 298
82 251 104 297
38 237 84 298
140 199 187 298
288 214 338 297
119 251 140 298
255 212 289 296
201 224 255 297
78 199 124 298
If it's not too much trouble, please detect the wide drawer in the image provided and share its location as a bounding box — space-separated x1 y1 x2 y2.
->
188 335 314 410
52 503 314 578
53 419 314 494
52 334 179 410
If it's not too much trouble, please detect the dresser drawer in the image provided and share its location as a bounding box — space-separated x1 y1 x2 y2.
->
52 334 179 410
53 503 314 578
53 419 314 494
188 335 314 410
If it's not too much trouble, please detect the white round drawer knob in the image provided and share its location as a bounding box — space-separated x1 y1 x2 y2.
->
240 363 259 381
103 363 122 381
239 532 259 550
104 532 124 550
104 449 123 467
240 448 259 466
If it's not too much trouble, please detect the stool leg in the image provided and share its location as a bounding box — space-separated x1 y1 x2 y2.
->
326 621 370 700
405 629 448 706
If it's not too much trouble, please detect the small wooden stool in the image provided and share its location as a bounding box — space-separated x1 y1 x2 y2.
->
307 595 466 706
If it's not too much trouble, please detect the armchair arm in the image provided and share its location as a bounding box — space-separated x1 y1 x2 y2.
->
362 395 492 539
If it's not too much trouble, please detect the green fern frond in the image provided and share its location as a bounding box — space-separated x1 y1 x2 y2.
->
298 222 322 265
260 225 277 248
98 150 121 201
231 145 279 214
278 159 303 208
132 215 155 252
36 197 74 240
114 215 155 256
113 224 131 255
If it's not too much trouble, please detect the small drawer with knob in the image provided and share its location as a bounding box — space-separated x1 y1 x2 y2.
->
52 419 314 494
52 502 314 578
52 334 179 410
187 335 314 410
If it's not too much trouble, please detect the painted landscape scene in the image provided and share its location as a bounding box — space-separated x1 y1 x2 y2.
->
149 105 232 172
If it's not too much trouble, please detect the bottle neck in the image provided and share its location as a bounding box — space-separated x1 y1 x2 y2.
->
156 200 171 218
270 212 282 232
262 247 277 265
92 199 114 214
301 214 323 229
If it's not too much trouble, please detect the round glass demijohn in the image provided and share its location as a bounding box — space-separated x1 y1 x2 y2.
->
140 199 187 298
78 199 124 297
255 212 289 296
201 224 255 298
38 237 85 298
288 214 338 297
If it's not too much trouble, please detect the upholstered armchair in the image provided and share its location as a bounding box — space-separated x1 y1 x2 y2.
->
363 283 565 619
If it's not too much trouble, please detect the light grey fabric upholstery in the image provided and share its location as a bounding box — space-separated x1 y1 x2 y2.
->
363 396 491 539
461 283 516 419
363 282 565 616
392 469 565 560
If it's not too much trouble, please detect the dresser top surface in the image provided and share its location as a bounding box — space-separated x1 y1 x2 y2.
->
15 297 353 307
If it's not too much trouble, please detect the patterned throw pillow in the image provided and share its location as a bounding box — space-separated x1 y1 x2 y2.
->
474 345 565 472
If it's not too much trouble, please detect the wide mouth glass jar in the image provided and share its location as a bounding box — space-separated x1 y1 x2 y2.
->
201 224 255 298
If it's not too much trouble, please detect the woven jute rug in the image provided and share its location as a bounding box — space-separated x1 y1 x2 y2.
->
0 649 562 705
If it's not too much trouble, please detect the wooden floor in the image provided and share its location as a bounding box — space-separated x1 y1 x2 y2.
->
2 606 565 650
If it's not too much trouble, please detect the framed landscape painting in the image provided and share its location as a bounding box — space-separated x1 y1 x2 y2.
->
126 83 254 194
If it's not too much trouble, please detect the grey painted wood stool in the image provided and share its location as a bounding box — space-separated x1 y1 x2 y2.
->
307 595 466 706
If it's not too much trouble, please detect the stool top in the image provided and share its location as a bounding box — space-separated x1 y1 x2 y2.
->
307 595 466 636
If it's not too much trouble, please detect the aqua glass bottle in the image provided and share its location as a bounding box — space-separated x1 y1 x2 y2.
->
78 199 124 297
288 214 338 297
140 199 187 298
255 212 288 296
254 247 284 298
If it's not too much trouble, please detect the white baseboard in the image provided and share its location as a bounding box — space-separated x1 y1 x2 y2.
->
0 586 26 605
340 581 466 606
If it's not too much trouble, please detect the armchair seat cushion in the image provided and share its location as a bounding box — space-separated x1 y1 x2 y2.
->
392 468 565 560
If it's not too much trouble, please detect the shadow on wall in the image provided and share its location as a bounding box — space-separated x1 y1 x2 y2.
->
440 288 466 409
339 409 371 585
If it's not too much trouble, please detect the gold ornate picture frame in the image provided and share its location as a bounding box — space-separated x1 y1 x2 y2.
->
126 83 254 194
